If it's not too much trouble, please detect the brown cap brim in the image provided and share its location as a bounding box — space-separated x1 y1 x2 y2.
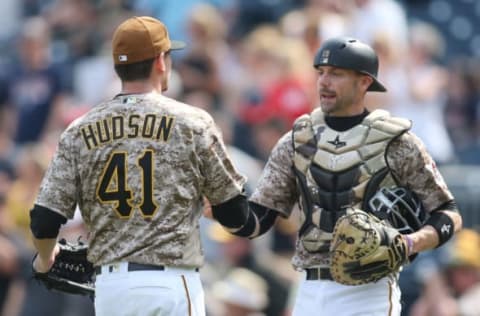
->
171 40 186 50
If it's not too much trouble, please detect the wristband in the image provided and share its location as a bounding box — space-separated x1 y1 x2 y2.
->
404 235 414 256
424 211 455 247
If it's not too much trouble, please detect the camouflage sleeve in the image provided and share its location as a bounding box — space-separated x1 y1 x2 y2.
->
249 132 298 217
35 129 78 219
387 132 453 212
199 119 246 205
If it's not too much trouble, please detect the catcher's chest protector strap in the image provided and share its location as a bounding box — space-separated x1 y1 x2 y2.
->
292 109 411 251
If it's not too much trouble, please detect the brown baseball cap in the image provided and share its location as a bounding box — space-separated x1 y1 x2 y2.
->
112 16 186 65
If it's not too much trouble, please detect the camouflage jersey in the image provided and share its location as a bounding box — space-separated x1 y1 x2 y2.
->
35 92 246 268
249 109 453 270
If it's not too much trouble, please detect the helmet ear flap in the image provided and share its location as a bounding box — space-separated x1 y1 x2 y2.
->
368 187 427 234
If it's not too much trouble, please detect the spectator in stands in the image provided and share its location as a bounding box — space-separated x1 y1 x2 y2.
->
210 268 269 316
409 267 459 316
132 0 234 47
5 144 50 243
234 25 311 159
409 229 480 316
347 0 409 52
0 175 30 316
443 58 480 163
3 16 69 146
444 229 480 316
204 223 290 316
389 21 455 163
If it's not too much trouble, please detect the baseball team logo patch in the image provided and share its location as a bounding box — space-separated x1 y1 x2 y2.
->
327 135 346 149
321 50 330 63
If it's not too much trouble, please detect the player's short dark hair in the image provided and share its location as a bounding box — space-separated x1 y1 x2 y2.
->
114 58 155 81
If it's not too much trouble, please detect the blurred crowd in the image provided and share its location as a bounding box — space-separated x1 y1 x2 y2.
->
0 0 479 315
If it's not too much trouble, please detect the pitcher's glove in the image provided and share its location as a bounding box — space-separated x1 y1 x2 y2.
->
330 210 409 285
32 238 95 296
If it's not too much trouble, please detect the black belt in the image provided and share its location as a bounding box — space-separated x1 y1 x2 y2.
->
305 267 333 280
95 263 199 275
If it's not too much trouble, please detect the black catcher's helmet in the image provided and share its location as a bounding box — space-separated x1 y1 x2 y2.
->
313 37 386 92
368 187 427 234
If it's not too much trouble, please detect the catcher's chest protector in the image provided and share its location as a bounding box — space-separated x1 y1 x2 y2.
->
292 109 411 253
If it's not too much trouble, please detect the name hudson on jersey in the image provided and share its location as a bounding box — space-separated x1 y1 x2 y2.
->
80 114 175 150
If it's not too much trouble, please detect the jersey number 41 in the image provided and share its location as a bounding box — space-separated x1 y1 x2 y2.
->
96 150 159 219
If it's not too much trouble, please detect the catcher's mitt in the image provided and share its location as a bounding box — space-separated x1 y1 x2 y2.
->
330 210 408 285
32 238 95 296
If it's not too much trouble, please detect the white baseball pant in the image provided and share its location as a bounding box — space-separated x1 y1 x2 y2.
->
94 262 205 316
292 274 401 316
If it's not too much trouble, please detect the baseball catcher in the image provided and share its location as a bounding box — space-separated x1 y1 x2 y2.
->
210 36 462 315
32 238 95 296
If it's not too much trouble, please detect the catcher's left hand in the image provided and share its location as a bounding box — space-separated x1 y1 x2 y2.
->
330 209 409 285
32 238 95 296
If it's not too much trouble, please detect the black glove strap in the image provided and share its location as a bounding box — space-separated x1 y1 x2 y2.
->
424 211 454 247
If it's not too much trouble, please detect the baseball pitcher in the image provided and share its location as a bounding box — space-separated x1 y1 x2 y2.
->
30 16 246 316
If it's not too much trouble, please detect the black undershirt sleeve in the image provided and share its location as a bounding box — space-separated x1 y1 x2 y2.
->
30 204 68 238
211 194 279 238
431 200 458 213
250 202 279 236
211 194 250 229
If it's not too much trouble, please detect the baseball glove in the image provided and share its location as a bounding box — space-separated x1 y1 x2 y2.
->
32 238 95 296
330 209 408 285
